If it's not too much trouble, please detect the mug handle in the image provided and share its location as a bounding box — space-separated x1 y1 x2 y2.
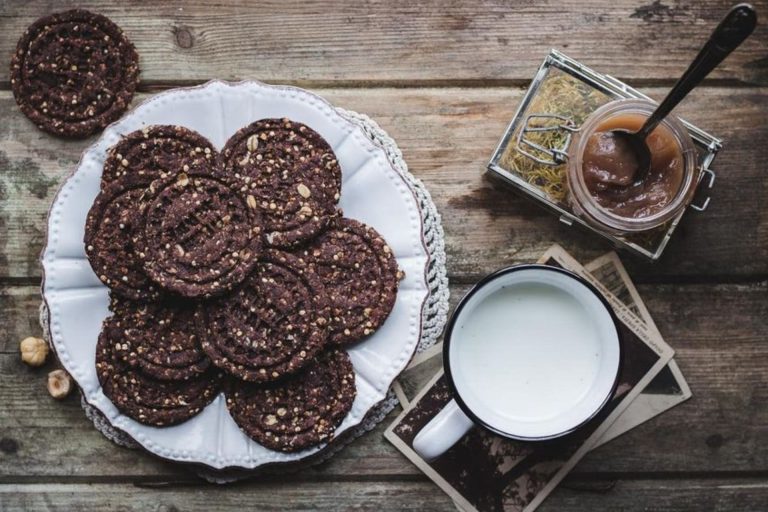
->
412 399 475 461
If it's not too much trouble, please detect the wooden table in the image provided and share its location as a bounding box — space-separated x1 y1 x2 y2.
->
1 1 766 510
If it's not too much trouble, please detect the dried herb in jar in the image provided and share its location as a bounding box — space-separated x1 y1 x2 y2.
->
500 69 609 203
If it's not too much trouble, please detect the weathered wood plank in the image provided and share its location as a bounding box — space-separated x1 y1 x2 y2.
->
1 479 768 511
0 285 42 347
1 0 766 85
1 1 765 506
0 87 766 282
2 281 766 478
579 281 768 474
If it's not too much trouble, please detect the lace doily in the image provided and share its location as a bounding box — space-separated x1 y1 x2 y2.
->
40 108 449 483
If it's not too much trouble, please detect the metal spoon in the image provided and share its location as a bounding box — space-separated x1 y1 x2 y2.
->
607 3 757 186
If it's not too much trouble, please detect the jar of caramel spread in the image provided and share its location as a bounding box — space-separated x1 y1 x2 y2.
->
566 99 699 233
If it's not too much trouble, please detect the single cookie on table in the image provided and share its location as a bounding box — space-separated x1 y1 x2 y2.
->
101 125 217 188
108 297 211 381
200 250 328 383
220 118 342 248
298 218 402 346
84 178 159 301
10 9 139 138
226 348 356 452
133 169 264 298
96 314 222 427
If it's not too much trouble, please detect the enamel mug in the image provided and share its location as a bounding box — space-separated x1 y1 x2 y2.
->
413 265 622 460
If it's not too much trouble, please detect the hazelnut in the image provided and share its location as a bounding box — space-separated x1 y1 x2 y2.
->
20 337 48 367
47 369 72 399
296 184 311 198
246 135 259 152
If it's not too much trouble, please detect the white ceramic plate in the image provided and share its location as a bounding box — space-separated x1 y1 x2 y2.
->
41 81 430 470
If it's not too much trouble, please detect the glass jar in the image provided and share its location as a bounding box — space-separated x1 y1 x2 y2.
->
566 99 699 234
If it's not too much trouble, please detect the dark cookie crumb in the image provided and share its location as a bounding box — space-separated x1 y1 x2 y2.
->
200 250 329 382
297 218 401 345
226 349 355 452
220 118 341 248
10 9 140 138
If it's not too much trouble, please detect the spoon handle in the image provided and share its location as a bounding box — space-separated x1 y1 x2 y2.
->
638 3 757 139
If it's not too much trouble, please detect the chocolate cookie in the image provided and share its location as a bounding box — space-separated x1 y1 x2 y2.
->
96 314 221 427
84 178 159 301
298 218 402 345
220 118 342 248
200 250 328 382
10 9 139 138
108 298 211 381
226 348 356 452
101 125 217 188
133 170 264 298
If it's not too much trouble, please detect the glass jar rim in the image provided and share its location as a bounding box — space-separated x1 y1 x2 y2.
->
566 99 699 233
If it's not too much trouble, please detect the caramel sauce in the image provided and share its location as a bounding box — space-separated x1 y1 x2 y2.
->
582 113 684 219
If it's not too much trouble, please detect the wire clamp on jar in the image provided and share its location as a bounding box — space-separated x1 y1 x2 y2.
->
515 114 579 166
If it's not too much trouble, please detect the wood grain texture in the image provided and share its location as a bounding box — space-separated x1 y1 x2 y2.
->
1 0 766 86
1 281 765 478
0 285 42 347
1 479 768 512
1 87 766 282
1 0 767 507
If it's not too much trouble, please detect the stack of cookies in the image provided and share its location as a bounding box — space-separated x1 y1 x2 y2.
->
86 119 402 452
